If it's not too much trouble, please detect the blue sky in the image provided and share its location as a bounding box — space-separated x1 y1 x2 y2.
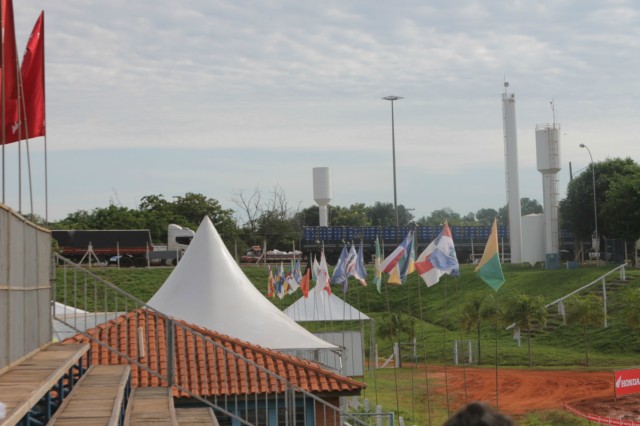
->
5 1 639 223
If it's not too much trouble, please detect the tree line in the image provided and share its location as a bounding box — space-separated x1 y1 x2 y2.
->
47 157 640 254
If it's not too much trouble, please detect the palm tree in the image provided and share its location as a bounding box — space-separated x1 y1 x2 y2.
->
566 294 603 367
460 292 496 364
504 293 547 367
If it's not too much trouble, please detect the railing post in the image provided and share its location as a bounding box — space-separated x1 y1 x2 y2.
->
620 264 626 281
602 278 608 329
166 317 174 387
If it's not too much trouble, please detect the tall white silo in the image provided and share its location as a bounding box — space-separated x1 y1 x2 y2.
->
502 83 523 263
313 167 332 227
521 214 545 266
535 123 561 255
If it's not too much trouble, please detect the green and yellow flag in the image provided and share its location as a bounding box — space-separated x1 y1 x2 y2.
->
475 218 505 291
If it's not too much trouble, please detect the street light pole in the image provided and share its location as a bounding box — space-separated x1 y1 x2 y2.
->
383 95 403 228
579 143 598 265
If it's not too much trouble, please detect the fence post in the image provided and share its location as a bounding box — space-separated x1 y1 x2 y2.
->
453 340 458 366
602 278 608 329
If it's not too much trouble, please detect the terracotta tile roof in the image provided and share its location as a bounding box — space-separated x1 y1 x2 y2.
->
65 309 364 398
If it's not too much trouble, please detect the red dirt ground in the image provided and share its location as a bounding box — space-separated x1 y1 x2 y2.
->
428 366 640 420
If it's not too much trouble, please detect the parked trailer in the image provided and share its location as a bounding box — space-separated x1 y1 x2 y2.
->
52 224 194 267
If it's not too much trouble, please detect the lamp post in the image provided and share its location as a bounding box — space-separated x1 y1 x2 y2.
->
382 95 403 227
579 143 598 265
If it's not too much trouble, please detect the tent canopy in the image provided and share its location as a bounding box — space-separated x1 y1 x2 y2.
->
148 217 336 351
283 290 371 322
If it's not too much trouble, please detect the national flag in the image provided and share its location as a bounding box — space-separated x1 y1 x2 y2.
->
346 244 366 287
276 262 286 299
356 240 368 285
379 230 414 273
286 260 300 293
6 11 45 143
331 246 349 292
373 236 382 293
406 236 416 275
415 222 460 287
387 264 402 285
299 260 311 298
1 0 20 145
475 218 505 291
312 254 319 281
315 250 331 295
267 265 275 298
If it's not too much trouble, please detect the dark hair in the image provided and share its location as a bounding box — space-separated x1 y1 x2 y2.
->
442 402 516 426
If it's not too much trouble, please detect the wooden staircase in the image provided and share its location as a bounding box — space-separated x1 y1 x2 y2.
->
0 343 219 426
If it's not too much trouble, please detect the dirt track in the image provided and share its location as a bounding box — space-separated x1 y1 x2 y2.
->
428 366 619 416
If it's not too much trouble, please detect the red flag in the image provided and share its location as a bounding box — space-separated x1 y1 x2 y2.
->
1 0 20 145
299 261 311 298
19 12 45 140
267 265 275 298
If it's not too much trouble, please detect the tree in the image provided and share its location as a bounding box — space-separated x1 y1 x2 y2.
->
139 192 237 245
460 292 496 364
565 294 603 367
601 169 640 254
560 157 640 241
520 198 543 215
417 207 461 225
504 293 547 366
256 185 300 251
496 197 542 227
475 208 498 226
331 203 370 226
367 202 413 226
231 187 262 245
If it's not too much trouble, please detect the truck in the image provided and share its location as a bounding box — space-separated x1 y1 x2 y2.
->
240 245 303 264
52 224 195 267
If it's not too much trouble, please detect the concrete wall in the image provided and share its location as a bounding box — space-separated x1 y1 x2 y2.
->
0 204 52 369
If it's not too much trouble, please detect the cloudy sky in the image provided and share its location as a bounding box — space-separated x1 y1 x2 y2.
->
5 0 639 223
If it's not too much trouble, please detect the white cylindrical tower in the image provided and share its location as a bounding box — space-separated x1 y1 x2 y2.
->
312 167 332 227
502 84 523 264
521 214 545 266
535 123 561 254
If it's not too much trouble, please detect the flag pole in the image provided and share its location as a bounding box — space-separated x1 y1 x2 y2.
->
442 277 451 416
416 275 433 426
453 278 469 402
495 292 500 409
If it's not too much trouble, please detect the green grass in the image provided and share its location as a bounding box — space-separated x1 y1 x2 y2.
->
55 262 640 424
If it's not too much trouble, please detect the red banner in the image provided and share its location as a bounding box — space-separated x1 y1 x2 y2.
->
615 368 640 397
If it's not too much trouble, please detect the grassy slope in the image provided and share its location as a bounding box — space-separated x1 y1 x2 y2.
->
64 263 639 425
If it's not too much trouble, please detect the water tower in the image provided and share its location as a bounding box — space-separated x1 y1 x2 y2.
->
501 83 523 263
313 167 332 226
535 123 561 256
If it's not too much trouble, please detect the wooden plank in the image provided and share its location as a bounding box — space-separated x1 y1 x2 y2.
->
0 343 90 425
48 364 131 426
125 387 178 425
176 407 220 426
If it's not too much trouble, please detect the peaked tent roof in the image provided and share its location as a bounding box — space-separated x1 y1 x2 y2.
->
148 216 337 351
283 290 371 322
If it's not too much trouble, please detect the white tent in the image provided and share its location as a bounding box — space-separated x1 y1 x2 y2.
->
282 290 370 322
283 290 372 376
148 217 337 351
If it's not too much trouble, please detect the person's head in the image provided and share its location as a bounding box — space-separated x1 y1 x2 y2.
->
442 402 516 426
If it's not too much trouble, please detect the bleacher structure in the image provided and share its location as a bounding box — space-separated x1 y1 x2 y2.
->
0 205 374 426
